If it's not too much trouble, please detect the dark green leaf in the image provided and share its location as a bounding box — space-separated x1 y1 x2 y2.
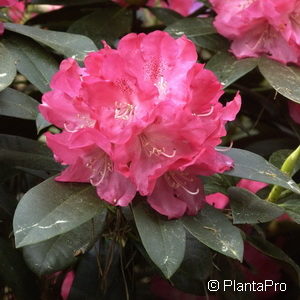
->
183 205 244 261
149 7 182 26
13 177 106 247
0 185 17 217
229 187 284 224
223 147 300 195
279 199 300 223
247 235 300 284
258 57 300 104
68 7 132 48
192 34 229 51
165 17 216 38
0 134 61 171
23 211 106 275
68 240 125 299
132 201 185 278
36 113 51 133
0 88 39 120
171 233 212 294
0 238 39 300
202 173 237 196
3 35 59 93
4 23 98 61
0 42 16 91
206 52 258 88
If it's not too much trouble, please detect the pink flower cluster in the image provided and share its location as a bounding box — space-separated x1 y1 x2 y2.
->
113 0 202 16
40 31 241 219
0 0 17 34
209 0 300 65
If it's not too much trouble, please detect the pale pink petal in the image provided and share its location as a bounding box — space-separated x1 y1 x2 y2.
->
236 179 268 193
205 192 229 209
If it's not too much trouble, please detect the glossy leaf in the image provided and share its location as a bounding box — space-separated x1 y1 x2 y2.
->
259 57 300 104
171 233 212 294
279 199 300 224
3 35 59 93
0 88 39 120
206 52 258 88
165 17 216 38
202 173 237 196
222 147 300 195
13 177 106 247
68 240 125 299
0 42 16 91
229 187 284 224
149 7 182 25
247 235 300 283
183 205 244 261
4 23 98 61
132 202 186 278
23 212 106 275
0 238 39 300
0 134 61 172
36 113 51 133
193 34 229 51
68 7 132 48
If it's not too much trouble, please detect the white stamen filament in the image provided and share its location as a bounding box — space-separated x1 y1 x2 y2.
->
181 186 200 195
193 106 214 117
87 155 113 186
165 171 200 195
140 135 176 158
215 141 233 152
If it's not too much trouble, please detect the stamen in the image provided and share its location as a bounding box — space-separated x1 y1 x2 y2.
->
86 154 112 186
193 106 214 117
165 171 200 195
215 141 233 152
140 135 176 158
63 114 95 133
154 75 168 98
64 122 80 133
181 186 200 195
114 102 135 120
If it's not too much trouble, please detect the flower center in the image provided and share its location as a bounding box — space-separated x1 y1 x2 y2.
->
114 101 135 120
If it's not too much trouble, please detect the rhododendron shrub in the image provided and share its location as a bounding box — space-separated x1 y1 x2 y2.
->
209 0 300 65
40 31 241 218
3 0 300 299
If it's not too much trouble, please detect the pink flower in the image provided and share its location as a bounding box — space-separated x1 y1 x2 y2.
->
113 0 202 16
0 0 18 35
40 31 240 219
288 100 300 124
61 271 75 300
209 0 300 65
7 1 26 23
205 179 268 209
0 0 17 6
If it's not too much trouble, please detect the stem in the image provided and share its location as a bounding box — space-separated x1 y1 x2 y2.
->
267 145 300 202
